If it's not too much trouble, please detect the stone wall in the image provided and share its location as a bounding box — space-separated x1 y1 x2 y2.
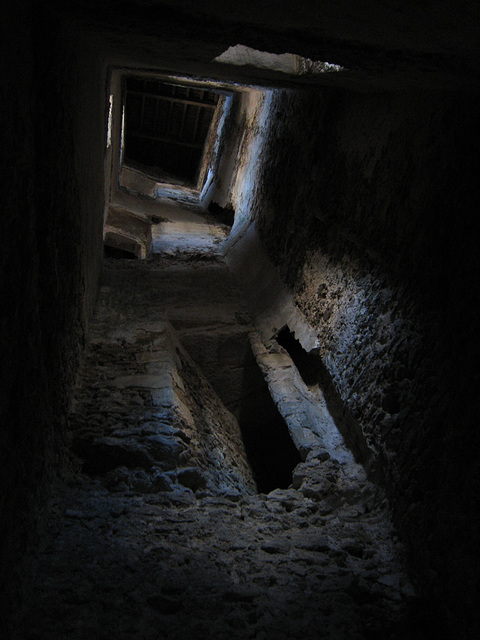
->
208 88 276 224
0 3 36 622
249 86 480 636
2 1 480 636
0 6 105 629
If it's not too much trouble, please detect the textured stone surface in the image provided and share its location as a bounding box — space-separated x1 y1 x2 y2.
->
104 205 153 259
15 479 421 640
2 2 480 638
250 331 356 465
1 3 105 625
234 87 480 635
13 249 424 639
70 311 255 495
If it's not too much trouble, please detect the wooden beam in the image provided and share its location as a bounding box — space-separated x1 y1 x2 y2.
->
127 89 217 110
127 131 205 149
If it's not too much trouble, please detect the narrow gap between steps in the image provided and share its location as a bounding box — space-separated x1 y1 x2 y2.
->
237 343 302 494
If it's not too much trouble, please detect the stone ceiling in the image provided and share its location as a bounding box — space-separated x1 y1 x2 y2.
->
56 0 480 90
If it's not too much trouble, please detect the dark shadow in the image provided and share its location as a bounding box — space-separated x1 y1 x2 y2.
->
207 201 235 227
237 344 301 493
104 245 137 259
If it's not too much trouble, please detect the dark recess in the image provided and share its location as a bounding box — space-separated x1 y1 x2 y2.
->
208 201 235 227
104 245 137 259
238 345 302 493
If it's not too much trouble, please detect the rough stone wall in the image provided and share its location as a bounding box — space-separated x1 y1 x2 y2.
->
0 6 105 630
71 258 257 496
0 3 37 624
70 319 256 496
251 86 480 636
3 1 480 636
208 88 275 224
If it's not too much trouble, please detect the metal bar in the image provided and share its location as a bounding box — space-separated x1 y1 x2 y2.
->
153 96 159 132
140 95 145 130
192 105 201 143
167 99 173 136
139 81 146 128
179 103 188 139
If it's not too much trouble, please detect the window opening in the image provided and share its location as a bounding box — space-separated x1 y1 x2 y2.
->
123 77 220 185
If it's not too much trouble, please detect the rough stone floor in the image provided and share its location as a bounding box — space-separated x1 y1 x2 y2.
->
14 218 427 640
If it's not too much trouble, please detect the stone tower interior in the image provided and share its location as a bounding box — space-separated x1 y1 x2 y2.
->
1 1 480 639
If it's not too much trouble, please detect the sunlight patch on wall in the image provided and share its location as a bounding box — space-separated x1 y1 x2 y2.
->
106 94 113 148
214 45 344 75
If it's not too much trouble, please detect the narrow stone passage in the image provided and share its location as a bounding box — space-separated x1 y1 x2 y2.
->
15 219 424 640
